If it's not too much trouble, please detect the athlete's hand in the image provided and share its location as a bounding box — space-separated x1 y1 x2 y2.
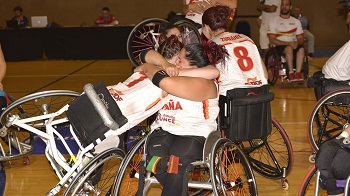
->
165 66 180 77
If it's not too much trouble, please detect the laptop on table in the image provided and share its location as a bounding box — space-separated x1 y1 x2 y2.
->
31 16 48 28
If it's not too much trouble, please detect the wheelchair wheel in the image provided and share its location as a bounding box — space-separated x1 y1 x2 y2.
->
173 19 201 45
210 138 257 196
112 136 146 196
298 165 327 196
127 18 168 67
307 88 350 152
0 90 80 162
239 118 294 179
264 48 280 85
63 147 124 196
113 136 211 195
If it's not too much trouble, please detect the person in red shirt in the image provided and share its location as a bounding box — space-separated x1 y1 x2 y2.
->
95 7 118 26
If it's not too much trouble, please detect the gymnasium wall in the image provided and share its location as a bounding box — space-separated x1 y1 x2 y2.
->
0 0 349 47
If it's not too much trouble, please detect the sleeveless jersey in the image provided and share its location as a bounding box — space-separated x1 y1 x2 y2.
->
151 82 219 138
267 16 303 43
211 32 268 95
107 71 168 135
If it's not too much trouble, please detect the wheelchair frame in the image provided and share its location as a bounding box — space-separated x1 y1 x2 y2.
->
112 85 294 195
299 88 350 195
0 85 125 195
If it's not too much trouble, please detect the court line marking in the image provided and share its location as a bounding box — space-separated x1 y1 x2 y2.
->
28 60 98 95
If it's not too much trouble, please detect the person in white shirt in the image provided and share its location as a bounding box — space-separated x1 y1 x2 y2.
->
267 0 305 82
257 0 281 57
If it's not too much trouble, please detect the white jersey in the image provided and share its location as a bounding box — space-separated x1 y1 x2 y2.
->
151 84 219 138
261 0 281 24
211 32 268 95
107 71 168 135
322 40 350 81
185 0 206 25
267 16 303 43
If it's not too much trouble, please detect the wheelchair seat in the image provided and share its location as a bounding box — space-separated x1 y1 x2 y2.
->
308 70 350 101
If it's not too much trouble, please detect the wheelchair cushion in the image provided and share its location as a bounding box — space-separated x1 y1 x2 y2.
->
219 85 274 142
66 81 128 148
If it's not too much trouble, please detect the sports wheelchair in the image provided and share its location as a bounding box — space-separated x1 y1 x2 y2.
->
264 45 309 88
0 82 128 195
127 18 201 67
112 85 294 195
306 71 350 162
299 123 350 195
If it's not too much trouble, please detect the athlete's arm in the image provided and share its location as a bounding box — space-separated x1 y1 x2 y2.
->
139 63 218 101
142 50 219 79
178 65 219 79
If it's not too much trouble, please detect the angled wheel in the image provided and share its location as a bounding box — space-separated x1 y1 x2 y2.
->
127 18 168 67
210 138 257 196
298 165 327 196
307 88 350 152
264 48 280 85
239 118 294 179
0 90 80 162
63 148 124 196
112 137 146 196
173 20 201 45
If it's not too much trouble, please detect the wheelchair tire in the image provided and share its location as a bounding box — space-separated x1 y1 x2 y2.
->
63 147 124 196
239 118 294 179
298 165 327 196
210 138 257 196
264 48 280 85
112 136 146 195
173 19 201 45
0 90 80 162
307 88 350 153
127 18 168 67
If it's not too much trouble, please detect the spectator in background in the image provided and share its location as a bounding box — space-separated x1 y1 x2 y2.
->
95 7 119 26
292 6 315 59
257 0 281 57
268 0 305 82
11 6 29 28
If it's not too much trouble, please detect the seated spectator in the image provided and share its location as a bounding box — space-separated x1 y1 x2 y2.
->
11 6 29 28
95 7 119 26
268 0 305 82
292 5 315 59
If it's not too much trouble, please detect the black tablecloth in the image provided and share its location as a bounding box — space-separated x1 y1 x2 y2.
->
0 26 134 61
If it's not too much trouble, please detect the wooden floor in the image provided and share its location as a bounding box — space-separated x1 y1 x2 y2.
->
1 58 330 195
